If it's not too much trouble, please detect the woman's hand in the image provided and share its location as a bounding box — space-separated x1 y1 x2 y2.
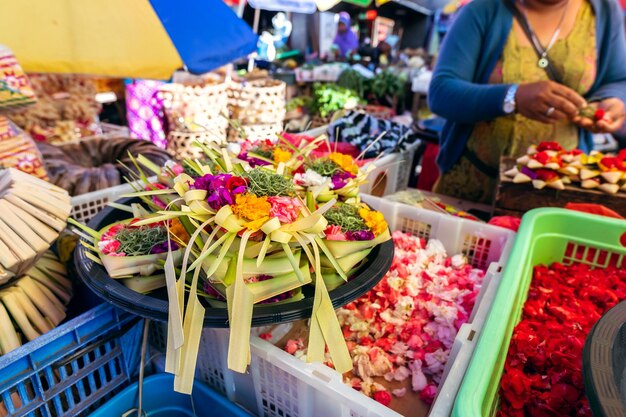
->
573 98 626 133
515 81 587 124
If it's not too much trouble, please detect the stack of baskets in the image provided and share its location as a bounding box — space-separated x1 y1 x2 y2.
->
227 79 286 142
158 78 229 160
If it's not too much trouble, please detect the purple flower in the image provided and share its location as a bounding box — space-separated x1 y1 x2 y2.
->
150 241 178 254
203 282 226 301
259 289 295 304
192 173 232 192
346 230 375 241
207 187 235 210
331 171 356 190
231 185 247 195
239 152 271 167
192 174 241 210
521 166 537 180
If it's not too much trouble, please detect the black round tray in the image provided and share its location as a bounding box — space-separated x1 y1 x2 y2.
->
73 198 394 327
583 300 626 417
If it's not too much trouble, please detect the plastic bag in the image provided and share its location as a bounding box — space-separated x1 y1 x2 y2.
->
0 116 48 180
0 45 36 113
564 203 625 220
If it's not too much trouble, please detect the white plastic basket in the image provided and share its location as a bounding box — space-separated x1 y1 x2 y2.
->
70 177 157 224
393 142 421 193
360 152 400 197
150 196 515 417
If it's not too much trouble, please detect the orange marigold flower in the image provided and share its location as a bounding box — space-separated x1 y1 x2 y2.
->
329 152 359 174
274 148 292 164
232 194 271 221
358 207 388 236
169 218 190 244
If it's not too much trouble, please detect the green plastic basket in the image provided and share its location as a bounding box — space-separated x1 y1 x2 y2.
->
454 208 626 417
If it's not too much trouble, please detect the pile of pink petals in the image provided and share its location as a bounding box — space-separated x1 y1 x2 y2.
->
285 230 485 406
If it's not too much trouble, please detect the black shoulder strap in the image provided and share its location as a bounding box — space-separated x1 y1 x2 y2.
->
502 0 563 84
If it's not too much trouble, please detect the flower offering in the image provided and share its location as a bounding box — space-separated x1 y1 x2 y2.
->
111 140 391 394
504 142 626 194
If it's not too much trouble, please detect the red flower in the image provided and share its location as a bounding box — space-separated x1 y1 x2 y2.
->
102 240 121 255
600 157 625 171
537 142 563 152
146 182 166 191
225 176 247 192
533 151 552 165
535 169 560 182
594 108 606 121
373 391 392 406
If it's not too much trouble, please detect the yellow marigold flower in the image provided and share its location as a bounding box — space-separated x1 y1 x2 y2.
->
359 207 388 236
232 194 271 221
329 152 358 174
273 148 292 164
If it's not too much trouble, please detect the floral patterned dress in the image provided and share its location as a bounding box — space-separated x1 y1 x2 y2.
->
434 1 597 204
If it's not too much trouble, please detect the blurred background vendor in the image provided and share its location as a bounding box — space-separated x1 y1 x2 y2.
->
333 12 359 58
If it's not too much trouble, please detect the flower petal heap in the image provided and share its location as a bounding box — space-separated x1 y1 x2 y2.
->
284 231 484 406
499 262 626 417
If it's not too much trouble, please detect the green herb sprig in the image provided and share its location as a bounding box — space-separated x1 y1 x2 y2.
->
245 167 294 197
115 225 168 256
325 204 366 232
309 159 341 177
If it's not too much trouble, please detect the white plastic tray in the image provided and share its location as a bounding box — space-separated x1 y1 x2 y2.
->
70 177 157 223
150 195 515 417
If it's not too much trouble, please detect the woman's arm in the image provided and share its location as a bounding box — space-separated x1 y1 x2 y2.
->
575 2 626 133
428 5 512 124
587 1 626 104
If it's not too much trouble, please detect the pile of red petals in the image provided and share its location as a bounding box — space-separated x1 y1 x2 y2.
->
499 262 626 417
285 231 485 406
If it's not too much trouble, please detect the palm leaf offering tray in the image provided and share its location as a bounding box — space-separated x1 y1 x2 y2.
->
503 141 626 194
0 168 71 284
73 135 394 394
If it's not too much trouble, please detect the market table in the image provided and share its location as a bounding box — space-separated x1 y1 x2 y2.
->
495 157 626 216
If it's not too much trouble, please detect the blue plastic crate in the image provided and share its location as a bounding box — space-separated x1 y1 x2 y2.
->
0 303 143 417
88 374 254 417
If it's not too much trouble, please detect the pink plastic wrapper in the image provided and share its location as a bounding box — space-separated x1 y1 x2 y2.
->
488 216 521 232
125 80 167 149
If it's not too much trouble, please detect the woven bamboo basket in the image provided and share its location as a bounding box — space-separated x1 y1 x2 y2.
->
167 129 226 161
227 122 283 142
228 79 286 125
158 80 229 132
